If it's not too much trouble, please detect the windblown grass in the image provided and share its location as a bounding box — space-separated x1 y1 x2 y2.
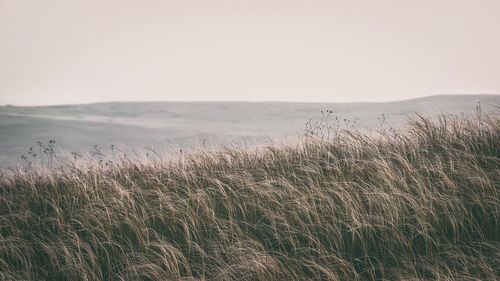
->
1 113 499 280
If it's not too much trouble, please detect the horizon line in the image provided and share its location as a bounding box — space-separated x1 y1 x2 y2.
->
1 93 499 107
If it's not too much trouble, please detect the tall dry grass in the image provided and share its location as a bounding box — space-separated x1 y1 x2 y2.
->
1 113 499 280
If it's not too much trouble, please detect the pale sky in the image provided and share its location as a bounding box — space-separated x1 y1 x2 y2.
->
0 0 499 106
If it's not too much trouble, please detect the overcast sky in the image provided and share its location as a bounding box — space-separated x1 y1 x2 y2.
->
0 0 499 105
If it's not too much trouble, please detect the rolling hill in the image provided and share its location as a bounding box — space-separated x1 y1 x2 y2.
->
0 94 498 168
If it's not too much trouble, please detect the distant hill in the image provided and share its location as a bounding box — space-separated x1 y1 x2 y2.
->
0 94 498 168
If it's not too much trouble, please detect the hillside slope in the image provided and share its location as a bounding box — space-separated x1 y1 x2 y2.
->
0 94 498 168
1 112 499 280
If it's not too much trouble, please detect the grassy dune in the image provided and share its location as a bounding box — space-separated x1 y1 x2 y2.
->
1 113 499 280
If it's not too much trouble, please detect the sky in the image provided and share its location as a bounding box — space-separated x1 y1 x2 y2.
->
0 0 499 106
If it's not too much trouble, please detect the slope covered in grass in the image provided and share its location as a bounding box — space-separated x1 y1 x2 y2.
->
1 113 499 280
1 94 498 169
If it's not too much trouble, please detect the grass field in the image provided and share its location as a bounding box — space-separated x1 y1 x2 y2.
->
1 112 499 280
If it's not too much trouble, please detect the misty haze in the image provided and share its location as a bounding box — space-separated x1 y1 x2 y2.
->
0 94 497 169
1 1 500 280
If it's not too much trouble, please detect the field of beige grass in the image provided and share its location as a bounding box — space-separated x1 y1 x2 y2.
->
1 111 499 280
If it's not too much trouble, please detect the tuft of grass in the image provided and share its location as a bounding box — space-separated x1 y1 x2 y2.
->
1 113 499 280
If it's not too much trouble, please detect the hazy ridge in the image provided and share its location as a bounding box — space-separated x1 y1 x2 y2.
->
0 94 498 168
